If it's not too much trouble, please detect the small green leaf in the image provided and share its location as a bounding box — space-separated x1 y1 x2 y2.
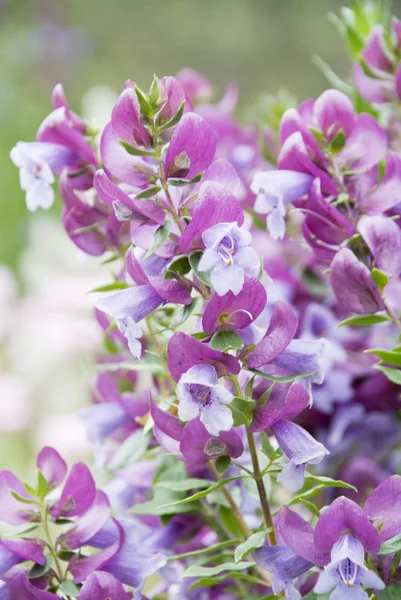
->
145 221 172 259
329 129 346 153
168 172 204 186
119 139 155 157
148 74 160 106
152 298 199 333
234 531 266 563
375 364 401 385
379 586 401 599
99 360 165 374
184 561 255 579
89 281 129 293
260 432 280 460
248 369 317 384
210 330 244 352
135 185 162 199
134 86 153 116
156 478 213 492
304 473 357 491
28 556 52 579
298 498 321 518
257 383 275 407
379 533 401 556
338 314 390 327
159 101 185 131
365 349 401 368
189 250 212 286
244 375 255 399
312 55 353 94
59 581 81 597
37 471 49 499
229 396 253 427
11 491 36 505
164 255 191 277
157 475 249 509
372 267 388 293
215 456 231 476
169 539 240 562
107 430 150 470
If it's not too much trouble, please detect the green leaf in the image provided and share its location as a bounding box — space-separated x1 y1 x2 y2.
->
338 314 390 327
329 129 346 153
248 369 317 384
379 533 401 556
11 491 36 505
169 539 240 562
156 478 213 492
152 298 199 333
28 556 52 579
260 432 280 460
168 172 204 186
234 531 266 563
303 591 330 600
183 561 255 579
229 396 253 427
134 86 153 116
189 250 212 286
245 375 255 399
37 471 48 499
135 185 162 199
298 498 321 518
99 360 164 374
148 74 160 106
58 581 81 597
145 221 172 259
164 255 191 277
365 349 401 368
215 456 231 476
210 330 244 352
312 55 353 94
107 430 150 470
118 139 155 157
304 473 357 491
157 475 249 509
89 281 129 293
379 586 401 599
372 268 388 293
257 383 275 407
375 364 401 385
159 101 185 131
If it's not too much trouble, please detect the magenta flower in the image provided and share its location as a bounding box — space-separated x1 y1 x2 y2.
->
254 544 313 600
78 571 129 600
164 112 216 179
198 222 259 296
202 277 267 335
357 215 401 278
167 332 240 382
176 364 233 435
111 84 152 148
364 475 401 542
330 248 384 315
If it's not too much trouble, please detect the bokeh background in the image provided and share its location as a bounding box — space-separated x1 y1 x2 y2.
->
0 0 384 472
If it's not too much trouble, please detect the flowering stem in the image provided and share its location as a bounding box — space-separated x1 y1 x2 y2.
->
40 505 65 585
247 432 277 546
208 461 253 539
155 153 184 234
383 299 401 332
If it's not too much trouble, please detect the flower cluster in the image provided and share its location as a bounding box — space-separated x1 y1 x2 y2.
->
7 3 401 598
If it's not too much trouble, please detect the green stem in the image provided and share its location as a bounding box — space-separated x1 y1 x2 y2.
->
247 432 277 546
41 506 64 584
384 299 401 332
155 153 184 234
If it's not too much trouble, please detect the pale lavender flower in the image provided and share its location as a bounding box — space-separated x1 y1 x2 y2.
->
198 222 259 296
176 364 233 436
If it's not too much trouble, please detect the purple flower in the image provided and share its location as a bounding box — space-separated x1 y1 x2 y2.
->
202 277 267 335
78 571 129 600
176 364 233 436
10 142 77 211
364 475 401 542
95 286 164 358
272 420 329 492
167 332 240 382
58 490 111 550
250 170 314 239
330 248 384 315
246 301 298 369
164 112 216 179
358 215 401 278
51 462 96 520
179 418 243 464
198 222 259 296
7 572 56 600
249 382 309 433
36 446 67 490
0 539 45 577
179 181 244 254
314 534 384 599
0 471 37 525
254 544 313 600
111 84 152 148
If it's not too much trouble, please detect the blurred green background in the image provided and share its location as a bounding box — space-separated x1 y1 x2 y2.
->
0 0 356 268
